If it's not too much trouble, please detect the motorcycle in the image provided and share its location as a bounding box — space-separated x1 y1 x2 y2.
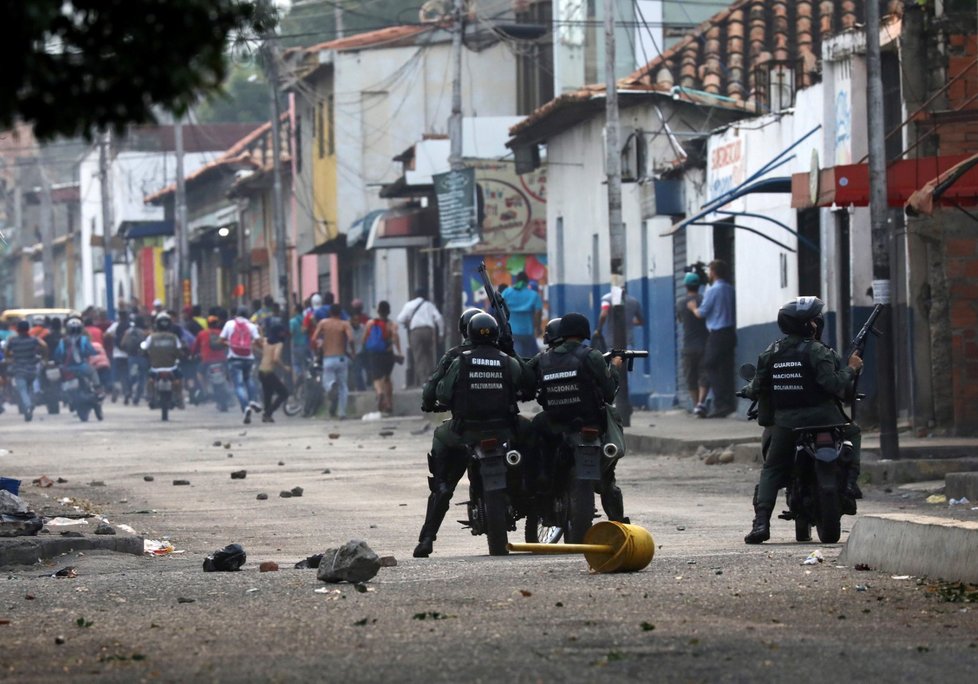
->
38 361 63 414
460 433 528 556
148 367 178 421
203 362 231 412
61 368 102 422
298 354 324 418
525 425 617 545
738 363 855 544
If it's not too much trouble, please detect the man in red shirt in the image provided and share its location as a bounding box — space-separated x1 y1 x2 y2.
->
191 316 230 408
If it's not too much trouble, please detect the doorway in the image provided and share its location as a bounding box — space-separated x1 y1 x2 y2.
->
712 221 735 284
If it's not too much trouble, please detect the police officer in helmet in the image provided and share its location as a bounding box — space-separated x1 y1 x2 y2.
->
413 313 534 558
741 296 863 544
525 312 627 523
420 307 483 413
542 317 563 351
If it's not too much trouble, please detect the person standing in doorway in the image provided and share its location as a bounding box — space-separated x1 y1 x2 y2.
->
312 304 355 420
688 259 737 418
502 271 544 358
397 288 442 387
677 273 710 416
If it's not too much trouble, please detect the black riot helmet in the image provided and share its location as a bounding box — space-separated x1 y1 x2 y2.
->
777 297 824 338
467 313 499 345
558 312 590 341
459 308 483 339
543 318 563 348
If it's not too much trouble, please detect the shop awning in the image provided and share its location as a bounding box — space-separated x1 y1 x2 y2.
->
346 210 387 248
366 206 439 249
121 220 174 239
791 154 978 210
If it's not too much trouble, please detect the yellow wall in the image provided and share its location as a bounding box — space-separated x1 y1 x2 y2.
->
310 72 338 244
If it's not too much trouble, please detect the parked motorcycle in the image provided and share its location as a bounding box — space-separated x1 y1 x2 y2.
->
62 369 102 422
738 363 854 544
299 355 324 418
461 434 528 556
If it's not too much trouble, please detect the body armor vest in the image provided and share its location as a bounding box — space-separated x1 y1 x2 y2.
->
453 346 513 421
147 332 181 369
537 345 602 423
769 339 824 410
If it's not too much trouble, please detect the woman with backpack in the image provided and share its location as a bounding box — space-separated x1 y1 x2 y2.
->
361 301 403 416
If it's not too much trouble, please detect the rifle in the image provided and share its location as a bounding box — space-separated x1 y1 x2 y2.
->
477 261 515 355
603 349 649 372
844 303 884 420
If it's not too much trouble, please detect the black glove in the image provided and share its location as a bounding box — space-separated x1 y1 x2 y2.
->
498 333 516 358
421 399 435 413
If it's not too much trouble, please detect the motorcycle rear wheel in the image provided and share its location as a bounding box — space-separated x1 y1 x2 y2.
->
524 514 563 544
815 461 842 543
283 383 304 417
564 478 595 544
160 391 171 422
482 490 510 556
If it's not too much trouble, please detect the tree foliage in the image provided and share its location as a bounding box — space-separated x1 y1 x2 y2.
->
278 0 422 48
194 63 269 124
1 0 275 140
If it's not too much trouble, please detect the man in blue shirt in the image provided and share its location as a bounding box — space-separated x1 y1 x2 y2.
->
688 259 737 417
501 271 543 358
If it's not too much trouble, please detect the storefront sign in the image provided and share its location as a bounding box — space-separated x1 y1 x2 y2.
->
433 168 479 249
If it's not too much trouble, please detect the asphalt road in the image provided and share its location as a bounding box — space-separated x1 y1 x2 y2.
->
1 402 976 682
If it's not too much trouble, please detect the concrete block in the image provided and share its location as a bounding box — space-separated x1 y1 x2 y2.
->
946 472 978 501
0 533 144 567
732 442 763 464
839 514 978 583
860 458 978 485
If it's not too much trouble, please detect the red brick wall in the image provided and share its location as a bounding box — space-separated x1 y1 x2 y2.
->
946 234 978 434
939 34 978 154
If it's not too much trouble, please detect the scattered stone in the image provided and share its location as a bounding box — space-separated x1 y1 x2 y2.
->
230 470 247 480
94 522 116 536
279 491 293 498
259 561 280 573
290 486 304 497
173 480 191 486
212 440 222 447
676 526 686 531
379 555 397 568
389 446 397 450
33 476 54 488
202 543 246 572
60 531 83 538
55 635 66 645
0 490 28 515
177 597 196 604
379 431 394 437
317 540 381 584
703 450 720 466
278 461 285 466
718 449 736 465
354 583 369 593
694 445 710 460
223 443 231 449
56 477 68 484
322 469 331 475
143 476 155 482
328 433 340 439
714 569 723 575
295 553 324 569
369 524 377 529
54 566 77 578
88 481 106 487
256 493 268 500
227 454 233 458
306 446 312 450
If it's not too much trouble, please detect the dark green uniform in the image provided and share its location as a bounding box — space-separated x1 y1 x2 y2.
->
420 342 472 412
413 342 534 555
744 334 861 513
525 340 627 522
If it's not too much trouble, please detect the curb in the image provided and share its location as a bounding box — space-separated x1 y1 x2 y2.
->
839 513 978 583
861 458 978 485
0 534 144 567
946 472 978 501
624 433 757 456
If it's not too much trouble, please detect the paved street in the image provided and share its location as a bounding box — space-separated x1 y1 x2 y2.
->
2 404 977 682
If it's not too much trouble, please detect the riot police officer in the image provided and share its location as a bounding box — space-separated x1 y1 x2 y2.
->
420 307 482 413
525 313 627 523
742 297 863 544
413 313 533 558
541 317 563 351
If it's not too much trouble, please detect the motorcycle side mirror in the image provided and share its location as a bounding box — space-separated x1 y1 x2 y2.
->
739 363 756 382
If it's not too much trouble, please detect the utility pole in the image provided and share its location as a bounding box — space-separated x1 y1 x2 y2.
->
264 41 290 314
37 159 56 308
174 118 190 308
445 0 465 348
99 131 116 319
334 1 344 39
864 0 899 458
604 0 631 425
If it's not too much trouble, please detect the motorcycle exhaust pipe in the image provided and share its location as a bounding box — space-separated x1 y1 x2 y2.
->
505 450 522 467
602 443 619 459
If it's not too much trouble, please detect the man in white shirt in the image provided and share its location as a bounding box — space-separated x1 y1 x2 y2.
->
220 306 262 422
397 288 443 387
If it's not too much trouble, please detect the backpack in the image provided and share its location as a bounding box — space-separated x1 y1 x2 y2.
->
208 331 224 351
364 319 391 353
122 328 147 356
229 320 253 357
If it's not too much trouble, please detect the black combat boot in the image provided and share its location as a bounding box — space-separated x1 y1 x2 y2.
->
600 486 630 524
744 505 772 544
413 479 451 558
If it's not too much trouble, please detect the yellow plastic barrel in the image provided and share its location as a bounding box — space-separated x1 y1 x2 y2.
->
507 521 655 573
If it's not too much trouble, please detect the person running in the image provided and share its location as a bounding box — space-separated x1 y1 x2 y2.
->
362 301 402 416
312 304 355 420
257 322 290 423
4 320 47 421
220 307 263 423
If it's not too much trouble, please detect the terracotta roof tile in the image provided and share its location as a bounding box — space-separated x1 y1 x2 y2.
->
290 24 434 57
